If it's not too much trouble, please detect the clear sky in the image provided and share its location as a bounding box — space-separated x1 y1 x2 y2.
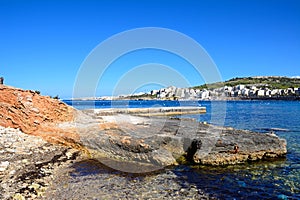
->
1 0 300 98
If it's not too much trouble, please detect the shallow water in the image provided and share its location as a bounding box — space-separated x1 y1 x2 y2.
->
65 100 300 199
194 101 300 199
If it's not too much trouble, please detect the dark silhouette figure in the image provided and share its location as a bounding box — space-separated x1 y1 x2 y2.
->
0 77 3 85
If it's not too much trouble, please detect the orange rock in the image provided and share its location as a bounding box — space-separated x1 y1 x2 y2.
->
99 122 118 130
0 85 84 150
0 85 75 134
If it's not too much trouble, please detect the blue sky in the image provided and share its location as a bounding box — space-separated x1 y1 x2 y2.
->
1 0 300 98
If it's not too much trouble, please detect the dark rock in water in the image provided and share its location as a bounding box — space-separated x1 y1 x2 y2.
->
66 110 287 173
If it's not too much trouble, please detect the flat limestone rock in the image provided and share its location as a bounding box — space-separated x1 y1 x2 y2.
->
67 110 287 173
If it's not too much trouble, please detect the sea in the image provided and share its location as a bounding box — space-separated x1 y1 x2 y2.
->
64 100 300 199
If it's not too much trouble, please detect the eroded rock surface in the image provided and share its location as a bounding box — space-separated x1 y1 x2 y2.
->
0 126 80 199
71 110 287 172
0 85 75 134
0 85 287 170
0 85 85 149
0 85 84 199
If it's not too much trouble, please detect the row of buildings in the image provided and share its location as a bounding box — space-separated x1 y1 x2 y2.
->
147 85 300 100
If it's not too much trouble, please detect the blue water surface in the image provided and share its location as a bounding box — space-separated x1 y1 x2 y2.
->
64 100 300 199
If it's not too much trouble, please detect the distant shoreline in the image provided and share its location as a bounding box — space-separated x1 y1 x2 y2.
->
80 76 300 102
64 97 300 101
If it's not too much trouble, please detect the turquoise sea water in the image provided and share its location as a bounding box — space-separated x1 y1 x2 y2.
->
64 100 300 199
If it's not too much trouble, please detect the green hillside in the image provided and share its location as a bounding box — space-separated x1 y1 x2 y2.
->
193 76 300 90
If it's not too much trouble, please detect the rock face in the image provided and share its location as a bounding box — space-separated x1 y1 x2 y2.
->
0 85 83 148
0 86 83 199
0 85 75 134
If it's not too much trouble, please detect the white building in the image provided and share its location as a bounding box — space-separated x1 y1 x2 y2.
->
241 88 250 96
200 90 210 99
271 89 279 96
257 90 265 97
235 84 245 90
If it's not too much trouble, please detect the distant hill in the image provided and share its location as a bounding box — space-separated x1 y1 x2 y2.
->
108 76 300 100
193 76 300 90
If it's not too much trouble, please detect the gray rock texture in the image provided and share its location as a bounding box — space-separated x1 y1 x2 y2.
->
0 108 287 199
66 109 287 173
0 126 80 199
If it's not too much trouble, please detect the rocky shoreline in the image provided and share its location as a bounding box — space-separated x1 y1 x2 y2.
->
0 126 214 199
0 120 287 199
0 126 81 199
45 159 214 199
0 85 288 199
78 110 287 169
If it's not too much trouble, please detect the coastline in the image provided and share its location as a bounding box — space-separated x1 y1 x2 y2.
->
0 126 213 200
81 77 300 101
1 85 296 199
67 96 300 102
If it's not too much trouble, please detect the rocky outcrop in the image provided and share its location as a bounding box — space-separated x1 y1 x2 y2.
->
0 84 287 173
0 85 75 133
0 85 84 199
67 110 287 173
0 84 289 198
0 85 84 149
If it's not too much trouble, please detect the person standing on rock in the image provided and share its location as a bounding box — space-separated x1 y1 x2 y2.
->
0 77 3 85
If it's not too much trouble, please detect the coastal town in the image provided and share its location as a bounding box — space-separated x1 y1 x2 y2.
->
113 76 300 100
148 84 300 100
